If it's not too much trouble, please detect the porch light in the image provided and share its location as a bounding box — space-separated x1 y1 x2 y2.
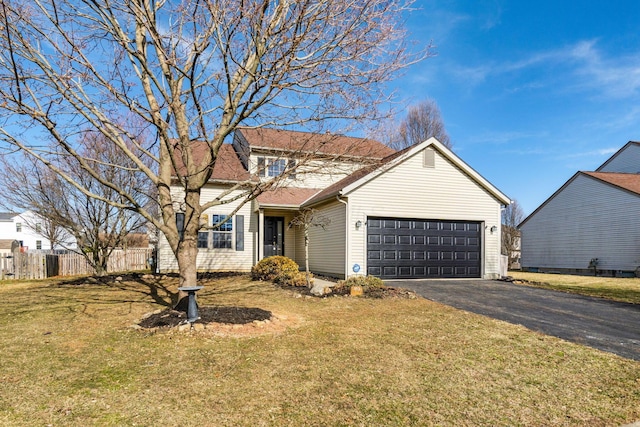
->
490 226 497 233
355 220 363 229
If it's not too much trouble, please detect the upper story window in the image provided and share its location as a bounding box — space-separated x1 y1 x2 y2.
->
268 159 286 176
16 223 22 232
36 223 42 233
257 157 296 179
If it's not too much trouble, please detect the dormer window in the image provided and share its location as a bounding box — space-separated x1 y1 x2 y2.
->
268 159 286 176
257 157 296 179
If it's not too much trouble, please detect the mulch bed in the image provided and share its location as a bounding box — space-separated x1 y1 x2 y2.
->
138 306 272 329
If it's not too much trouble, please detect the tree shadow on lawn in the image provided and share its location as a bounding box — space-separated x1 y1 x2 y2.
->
55 272 177 308
53 272 274 327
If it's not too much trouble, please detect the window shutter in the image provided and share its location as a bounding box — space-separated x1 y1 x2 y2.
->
257 157 265 177
176 213 185 241
235 215 244 251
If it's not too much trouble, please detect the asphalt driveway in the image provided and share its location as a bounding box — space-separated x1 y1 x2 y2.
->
387 279 640 361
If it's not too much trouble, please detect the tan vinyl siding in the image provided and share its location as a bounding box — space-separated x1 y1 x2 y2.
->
308 200 347 278
521 174 640 272
346 147 503 278
157 185 256 273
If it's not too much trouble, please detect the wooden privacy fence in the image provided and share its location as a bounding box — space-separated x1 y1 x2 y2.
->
0 248 153 280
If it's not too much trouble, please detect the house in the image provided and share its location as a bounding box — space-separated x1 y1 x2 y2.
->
519 141 640 276
0 210 76 251
157 127 511 279
0 211 50 251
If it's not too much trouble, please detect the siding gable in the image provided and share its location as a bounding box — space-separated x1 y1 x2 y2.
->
520 173 640 271
597 141 640 173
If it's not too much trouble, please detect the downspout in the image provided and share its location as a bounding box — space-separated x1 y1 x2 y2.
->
336 195 349 279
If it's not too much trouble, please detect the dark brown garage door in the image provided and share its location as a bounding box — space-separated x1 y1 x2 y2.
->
366 217 481 279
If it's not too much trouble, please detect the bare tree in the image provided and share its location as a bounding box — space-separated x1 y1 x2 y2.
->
0 0 429 289
374 99 451 150
502 200 524 270
289 208 330 288
0 133 152 275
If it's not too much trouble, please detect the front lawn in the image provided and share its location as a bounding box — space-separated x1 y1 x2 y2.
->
509 271 640 304
0 274 638 426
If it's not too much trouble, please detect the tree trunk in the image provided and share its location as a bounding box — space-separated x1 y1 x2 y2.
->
174 237 199 308
304 231 311 288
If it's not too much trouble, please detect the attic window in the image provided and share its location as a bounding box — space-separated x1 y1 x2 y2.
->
268 159 286 176
257 157 296 179
423 149 435 168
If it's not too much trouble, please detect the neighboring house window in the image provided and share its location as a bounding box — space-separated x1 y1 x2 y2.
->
16 223 22 232
36 223 42 233
36 240 42 250
212 214 233 249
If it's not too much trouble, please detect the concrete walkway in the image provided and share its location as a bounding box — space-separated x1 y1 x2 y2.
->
388 279 640 361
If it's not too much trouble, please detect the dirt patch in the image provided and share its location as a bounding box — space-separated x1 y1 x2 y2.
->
136 306 299 337
139 306 272 328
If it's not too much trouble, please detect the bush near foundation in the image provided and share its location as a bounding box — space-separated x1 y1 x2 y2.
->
251 256 310 287
336 275 384 292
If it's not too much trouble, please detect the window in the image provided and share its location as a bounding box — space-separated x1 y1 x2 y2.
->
268 158 286 176
212 214 233 249
287 159 296 179
16 223 22 232
257 157 295 178
36 240 42 250
197 232 209 249
176 213 185 240
36 223 42 233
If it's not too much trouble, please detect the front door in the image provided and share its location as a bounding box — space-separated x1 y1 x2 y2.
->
264 216 284 257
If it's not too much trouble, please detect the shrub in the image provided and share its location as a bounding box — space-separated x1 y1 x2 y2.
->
251 256 300 282
335 275 385 293
276 270 313 287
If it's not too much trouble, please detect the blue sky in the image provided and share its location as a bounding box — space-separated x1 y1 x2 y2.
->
393 0 640 215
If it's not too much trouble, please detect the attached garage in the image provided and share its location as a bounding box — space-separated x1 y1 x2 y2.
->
366 217 482 279
303 137 511 280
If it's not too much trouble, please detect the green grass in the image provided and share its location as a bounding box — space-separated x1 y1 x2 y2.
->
510 271 640 304
0 274 639 426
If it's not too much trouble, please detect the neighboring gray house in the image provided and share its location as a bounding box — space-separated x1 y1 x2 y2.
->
520 141 640 276
158 128 511 279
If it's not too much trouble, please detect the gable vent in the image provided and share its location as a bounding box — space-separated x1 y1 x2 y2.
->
423 148 435 168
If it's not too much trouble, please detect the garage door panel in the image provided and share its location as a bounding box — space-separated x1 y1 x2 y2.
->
383 266 397 276
367 217 481 279
368 266 381 276
368 234 381 244
399 235 411 245
383 251 396 260
383 235 396 244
